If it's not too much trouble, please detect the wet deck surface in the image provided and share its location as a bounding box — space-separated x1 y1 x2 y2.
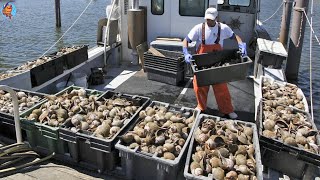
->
1 161 110 180
107 69 255 122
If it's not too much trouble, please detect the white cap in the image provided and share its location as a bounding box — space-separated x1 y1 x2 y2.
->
204 8 218 20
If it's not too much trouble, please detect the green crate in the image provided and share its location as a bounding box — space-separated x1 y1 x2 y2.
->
19 86 104 155
20 101 67 155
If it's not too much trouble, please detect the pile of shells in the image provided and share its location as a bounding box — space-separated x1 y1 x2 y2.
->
121 105 196 161
262 79 306 111
0 90 42 114
196 59 242 71
25 88 99 127
15 56 55 71
56 46 83 56
70 96 139 139
0 71 21 80
189 119 258 180
262 105 319 154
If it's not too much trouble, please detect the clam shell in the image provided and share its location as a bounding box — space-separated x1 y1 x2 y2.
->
210 157 221 168
122 133 134 144
163 152 175 160
163 143 175 152
236 154 247 165
211 167 225 180
193 168 203 176
225 171 238 180
129 143 139 149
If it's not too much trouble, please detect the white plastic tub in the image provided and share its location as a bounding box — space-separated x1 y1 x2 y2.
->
71 73 88 88
56 81 74 92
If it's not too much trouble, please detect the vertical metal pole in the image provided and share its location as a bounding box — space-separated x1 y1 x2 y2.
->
309 0 314 120
285 0 310 81
132 0 139 10
0 86 22 143
279 0 293 47
55 0 61 27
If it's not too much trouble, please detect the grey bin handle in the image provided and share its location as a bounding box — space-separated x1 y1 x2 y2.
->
0 85 22 143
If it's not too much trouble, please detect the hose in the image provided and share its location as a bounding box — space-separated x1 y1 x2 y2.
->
0 143 24 151
0 152 54 174
0 142 54 174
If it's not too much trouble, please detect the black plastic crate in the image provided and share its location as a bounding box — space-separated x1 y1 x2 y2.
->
62 45 88 69
257 101 320 179
0 88 48 120
184 114 263 180
30 55 65 87
0 88 47 140
144 49 184 69
144 59 185 72
144 56 184 65
145 67 185 86
144 48 184 62
0 116 28 142
144 63 181 73
191 54 252 86
115 101 201 180
59 91 150 173
192 49 242 68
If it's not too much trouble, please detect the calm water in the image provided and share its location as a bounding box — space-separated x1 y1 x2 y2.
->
0 0 319 120
0 0 109 69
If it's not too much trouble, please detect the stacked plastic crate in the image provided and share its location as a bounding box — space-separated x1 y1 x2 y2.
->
143 48 185 86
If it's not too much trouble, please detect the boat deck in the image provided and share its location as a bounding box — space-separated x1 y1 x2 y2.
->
91 66 255 122
0 65 317 179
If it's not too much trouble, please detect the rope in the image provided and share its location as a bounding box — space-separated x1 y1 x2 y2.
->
38 0 94 59
303 10 320 46
261 1 284 23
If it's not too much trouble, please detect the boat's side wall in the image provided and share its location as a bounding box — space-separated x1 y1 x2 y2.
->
35 46 107 94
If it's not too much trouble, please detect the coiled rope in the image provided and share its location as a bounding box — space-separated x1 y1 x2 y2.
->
261 1 284 23
38 0 94 59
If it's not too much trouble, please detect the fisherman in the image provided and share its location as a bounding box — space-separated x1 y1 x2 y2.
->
182 7 247 119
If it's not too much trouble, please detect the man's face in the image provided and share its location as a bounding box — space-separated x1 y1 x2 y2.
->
206 19 216 27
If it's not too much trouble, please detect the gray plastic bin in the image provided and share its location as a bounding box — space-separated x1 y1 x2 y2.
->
191 55 252 86
257 101 320 179
115 101 201 180
184 114 263 180
145 67 185 86
59 91 150 174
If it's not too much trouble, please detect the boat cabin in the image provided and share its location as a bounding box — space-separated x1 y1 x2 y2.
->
115 0 261 63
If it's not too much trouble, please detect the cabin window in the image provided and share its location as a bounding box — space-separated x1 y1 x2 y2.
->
179 0 209 17
151 0 164 15
229 0 250 6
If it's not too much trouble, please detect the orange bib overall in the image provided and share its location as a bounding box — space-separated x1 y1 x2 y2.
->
193 23 234 114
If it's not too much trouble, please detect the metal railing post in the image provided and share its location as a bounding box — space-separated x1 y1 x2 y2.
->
0 85 22 143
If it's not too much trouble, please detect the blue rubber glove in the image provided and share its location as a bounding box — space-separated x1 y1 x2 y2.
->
238 42 247 57
183 47 192 64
